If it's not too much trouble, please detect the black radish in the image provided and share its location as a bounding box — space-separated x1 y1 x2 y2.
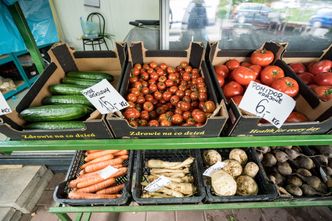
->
296 168 312 177
277 162 292 176
295 156 314 170
262 153 277 167
274 150 289 163
285 184 303 196
287 175 302 186
296 174 322 190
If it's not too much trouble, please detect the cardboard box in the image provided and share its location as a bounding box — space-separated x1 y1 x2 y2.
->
0 43 127 140
206 41 332 136
106 42 228 138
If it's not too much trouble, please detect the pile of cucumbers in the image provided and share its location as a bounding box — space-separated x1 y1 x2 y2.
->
20 71 114 130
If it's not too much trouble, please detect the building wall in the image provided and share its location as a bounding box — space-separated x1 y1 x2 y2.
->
52 0 159 49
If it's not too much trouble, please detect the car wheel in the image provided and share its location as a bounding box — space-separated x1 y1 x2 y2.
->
312 21 321 28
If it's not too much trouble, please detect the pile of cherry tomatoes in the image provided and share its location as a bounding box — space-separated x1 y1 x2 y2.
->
289 59 332 102
214 49 310 123
123 62 217 127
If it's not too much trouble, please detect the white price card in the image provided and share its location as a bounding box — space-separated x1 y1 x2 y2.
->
239 81 296 128
203 161 226 177
98 165 119 179
81 79 129 114
0 92 12 116
144 175 171 192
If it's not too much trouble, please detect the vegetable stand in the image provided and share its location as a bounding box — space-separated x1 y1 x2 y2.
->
0 135 331 221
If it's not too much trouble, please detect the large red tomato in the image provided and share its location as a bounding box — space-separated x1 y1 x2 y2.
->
214 64 229 78
286 111 309 123
225 59 240 71
271 77 299 97
289 63 306 74
231 95 243 106
312 86 332 101
313 72 332 86
231 66 257 86
298 72 314 84
223 81 244 98
249 64 262 77
308 60 332 75
250 49 274 66
260 65 285 86
216 75 225 87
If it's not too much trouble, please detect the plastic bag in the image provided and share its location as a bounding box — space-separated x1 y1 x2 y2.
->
80 17 99 38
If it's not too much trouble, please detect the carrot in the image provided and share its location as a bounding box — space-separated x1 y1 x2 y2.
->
97 183 125 194
77 177 116 193
85 150 121 162
113 150 128 156
80 154 114 169
77 164 123 179
68 191 121 199
117 154 129 160
77 176 111 189
84 158 124 173
86 150 103 154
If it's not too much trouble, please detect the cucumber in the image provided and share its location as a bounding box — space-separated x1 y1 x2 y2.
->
66 71 114 82
20 104 93 122
62 77 100 87
49 84 86 95
25 121 85 130
42 95 93 107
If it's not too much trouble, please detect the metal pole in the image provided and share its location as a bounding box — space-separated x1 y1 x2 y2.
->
160 0 169 49
8 2 45 74
55 213 72 221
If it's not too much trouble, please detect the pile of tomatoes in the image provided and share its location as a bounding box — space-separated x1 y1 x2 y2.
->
289 59 332 102
123 62 217 127
214 49 309 123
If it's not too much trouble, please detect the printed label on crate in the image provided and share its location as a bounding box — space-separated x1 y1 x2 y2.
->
203 161 226 177
98 165 119 179
81 79 129 114
0 92 12 116
144 175 171 192
239 81 295 128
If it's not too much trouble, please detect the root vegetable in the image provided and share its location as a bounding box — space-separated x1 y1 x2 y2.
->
96 183 125 194
160 172 187 178
274 150 289 163
285 184 303 196
279 146 293 150
257 146 271 154
146 157 194 169
312 155 328 166
295 156 314 170
203 150 222 166
236 175 258 196
301 184 324 196
262 153 277 167
142 192 172 198
229 149 248 166
84 158 124 173
296 168 312 177
277 162 292 176
270 171 285 185
277 186 292 197
157 187 184 197
324 166 332 176
68 191 121 199
257 152 263 161
150 168 189 174
84 150 121 162
287 175 302 186
223 159 243 177
313 146 332 157
296 174 322 190
165 182 196 195
285 149 302 160
211 170 237 196
77 177 116 193
243 162 259 178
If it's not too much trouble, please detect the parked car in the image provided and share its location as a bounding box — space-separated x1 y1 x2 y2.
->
232 3 284 26
309 8 332 28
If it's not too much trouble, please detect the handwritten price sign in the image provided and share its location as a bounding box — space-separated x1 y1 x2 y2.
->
239 81 296 128
0 92 12 116
82 79 128 114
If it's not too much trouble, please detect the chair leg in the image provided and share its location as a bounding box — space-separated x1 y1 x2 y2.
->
83 40 86 51
104 38 109 50
98 41 102 50
91 41 94 50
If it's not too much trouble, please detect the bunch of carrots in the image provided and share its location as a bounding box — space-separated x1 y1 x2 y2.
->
68 149 128 199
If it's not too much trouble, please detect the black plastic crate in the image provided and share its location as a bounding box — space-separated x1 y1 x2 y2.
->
53 150 133 206
199 148 278 203
132 149 206 205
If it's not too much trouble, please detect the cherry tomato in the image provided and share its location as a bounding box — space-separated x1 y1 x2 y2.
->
143 101 154 112
134 63 142 70
171 114 183 125
167 66 175 74
149 62 158 69
143 63 150 70
149 84 157 92
157 82 166 91
271 77 299 97
286 111 309 123
129 75 138 84
214 64 229 78
289 63 306 74
170 95 180 106
141 87 150 95
250 49 274 66
202 101 216 113
185 66 192 73
223 81 244 98
226 59 240 70
175 89 185 98
190 91 199 101
183 95 192 103
160 119 172 127
169 86 178 94
149 110 157 119
160 63 167 70
150 71 159 81
260 65 285 86
130 88 140 96
231 95 243 106
148 120 159 126
124 107 140 119
192 109 206 123
165 79 174 87
180 61 189 68
312 86 332 101
182 72 191 81
313 72 332 86
127 93 137 102
216 75 225 87
140 110 150 120
231 66 257 86
133 81 143 90
140 71 149 80
154 91 162 100
298 72 314 84
145 94 153 102
308 60 332 75
179 101 191 111
162 91 172 101
132 68 140 76
198 92 208 102
137 95 145 104
174 108 183 115
182 111 192 120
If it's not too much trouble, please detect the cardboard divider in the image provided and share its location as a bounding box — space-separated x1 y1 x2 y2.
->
0 43 127 140
107 41 228 138
207 41 332 136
